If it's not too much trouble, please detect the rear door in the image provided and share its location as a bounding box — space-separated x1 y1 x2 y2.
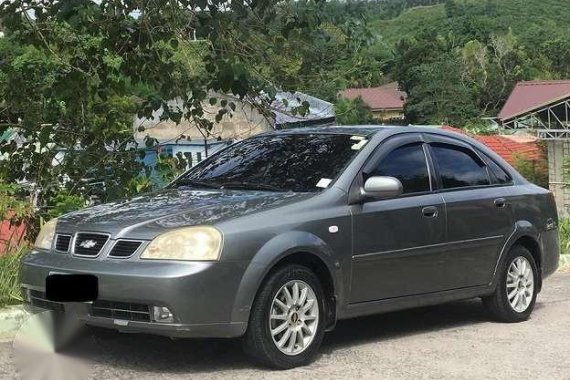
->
426 135 513 288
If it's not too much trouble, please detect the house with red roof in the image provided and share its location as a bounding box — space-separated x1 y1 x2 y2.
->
498 80 570 128
338 82 406 123
498 80 570 216
441 126 543 167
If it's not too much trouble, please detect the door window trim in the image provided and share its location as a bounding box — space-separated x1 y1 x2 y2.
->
351 133 435 199
426 139 517 193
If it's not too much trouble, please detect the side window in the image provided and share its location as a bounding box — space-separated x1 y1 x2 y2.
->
481 153 512 185
431 144 490 189
371 143 431 194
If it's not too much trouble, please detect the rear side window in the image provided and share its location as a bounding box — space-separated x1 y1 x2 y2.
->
371 143 431 194
481 153 512 185
431 144 490 189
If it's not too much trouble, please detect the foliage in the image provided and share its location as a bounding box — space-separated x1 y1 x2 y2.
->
463 119 498 136
512 153 549 189
0 182 32 245
0 182 31 222
368 0 569 125
1 0 570 232
335 97 374 125
560 218 570 255
44 191 86 221
1 0 378 232
0 244 27 307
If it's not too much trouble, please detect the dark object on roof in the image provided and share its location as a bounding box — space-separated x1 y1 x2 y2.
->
498 80 570 121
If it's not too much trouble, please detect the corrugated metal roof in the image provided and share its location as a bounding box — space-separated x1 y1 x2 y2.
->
338 82 406 111
271 91 335 126
498 80 570 121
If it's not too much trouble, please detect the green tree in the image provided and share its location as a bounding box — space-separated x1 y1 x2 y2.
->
0 0 357 227
335 97 374 125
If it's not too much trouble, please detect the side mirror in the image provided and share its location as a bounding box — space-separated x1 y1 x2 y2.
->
361 176 403 201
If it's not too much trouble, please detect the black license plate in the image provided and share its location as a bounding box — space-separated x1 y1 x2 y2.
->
45 274 98 302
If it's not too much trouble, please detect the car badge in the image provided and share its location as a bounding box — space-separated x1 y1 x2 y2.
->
79 240 97 249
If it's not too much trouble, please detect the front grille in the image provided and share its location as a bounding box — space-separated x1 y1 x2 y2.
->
109 240 142 258
28 290 65 313
73 233 109 256
91 300 151 322
54 234 72 252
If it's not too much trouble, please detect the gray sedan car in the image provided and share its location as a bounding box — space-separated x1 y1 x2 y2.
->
22 126 559 369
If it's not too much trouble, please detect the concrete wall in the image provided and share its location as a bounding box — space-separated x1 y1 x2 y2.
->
133 94 274 143
371 109 405 123
547 140 570 217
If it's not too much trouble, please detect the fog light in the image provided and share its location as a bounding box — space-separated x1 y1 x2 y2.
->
152 306 174 323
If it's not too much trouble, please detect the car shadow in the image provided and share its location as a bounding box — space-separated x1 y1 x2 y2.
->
61 298 493 374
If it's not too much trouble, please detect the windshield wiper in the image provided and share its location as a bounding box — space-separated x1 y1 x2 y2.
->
173 178 221 189
218 182 284 192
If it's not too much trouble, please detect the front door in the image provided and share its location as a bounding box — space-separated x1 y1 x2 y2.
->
350 138 448 303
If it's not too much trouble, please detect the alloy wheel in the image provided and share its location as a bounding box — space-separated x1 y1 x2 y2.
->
506 256 534 313
269 280 319 356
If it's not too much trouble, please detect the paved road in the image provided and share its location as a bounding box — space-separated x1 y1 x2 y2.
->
1 272 569 379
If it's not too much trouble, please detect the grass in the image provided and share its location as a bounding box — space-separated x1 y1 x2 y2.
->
560 217 570 256
0 245 27 307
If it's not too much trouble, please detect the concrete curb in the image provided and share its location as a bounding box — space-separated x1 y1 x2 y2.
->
0 305 30 342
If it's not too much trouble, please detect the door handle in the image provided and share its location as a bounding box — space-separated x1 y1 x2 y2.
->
494 198 507 208
422 206 439 218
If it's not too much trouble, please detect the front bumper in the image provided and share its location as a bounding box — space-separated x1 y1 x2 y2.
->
20 250 249 338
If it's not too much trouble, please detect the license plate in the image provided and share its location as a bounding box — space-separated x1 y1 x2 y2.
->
45 274 98 302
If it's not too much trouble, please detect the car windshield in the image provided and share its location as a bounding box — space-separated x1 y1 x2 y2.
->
171 133 366 192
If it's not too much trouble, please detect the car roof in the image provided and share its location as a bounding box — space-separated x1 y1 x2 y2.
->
264 125 474 140
263 126 386 137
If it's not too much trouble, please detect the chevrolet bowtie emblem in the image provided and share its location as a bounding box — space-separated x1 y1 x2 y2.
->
78 240 97 249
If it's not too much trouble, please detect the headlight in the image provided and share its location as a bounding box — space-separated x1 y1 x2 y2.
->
34 218 58 250
140 226 223 261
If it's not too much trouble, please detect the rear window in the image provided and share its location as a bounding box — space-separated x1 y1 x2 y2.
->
481 153 512 185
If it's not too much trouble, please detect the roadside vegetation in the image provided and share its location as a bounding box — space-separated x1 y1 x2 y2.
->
0 245 26 307
560 218 570 256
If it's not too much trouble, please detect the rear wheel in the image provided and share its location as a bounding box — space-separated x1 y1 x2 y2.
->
242 265 325 369
483 245 538 322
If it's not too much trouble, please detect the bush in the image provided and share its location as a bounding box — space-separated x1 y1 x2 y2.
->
335 97 374 125
0 245 26 307
560 218 570 255
512 153 549 189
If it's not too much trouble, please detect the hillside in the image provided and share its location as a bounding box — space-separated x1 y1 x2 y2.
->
369 0 570 47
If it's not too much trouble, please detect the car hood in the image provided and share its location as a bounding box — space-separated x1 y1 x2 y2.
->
57 188 314 238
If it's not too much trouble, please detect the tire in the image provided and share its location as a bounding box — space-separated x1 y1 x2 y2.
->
242 264 326 369
483 245 539 322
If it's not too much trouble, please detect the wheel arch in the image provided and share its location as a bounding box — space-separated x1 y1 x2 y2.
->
494 221 543 291
231 231 340 331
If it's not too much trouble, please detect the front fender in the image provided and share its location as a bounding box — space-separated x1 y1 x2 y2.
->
230 230 340 324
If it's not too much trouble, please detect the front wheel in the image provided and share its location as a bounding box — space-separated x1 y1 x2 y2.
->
242 265 325 369
483 245 539 322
